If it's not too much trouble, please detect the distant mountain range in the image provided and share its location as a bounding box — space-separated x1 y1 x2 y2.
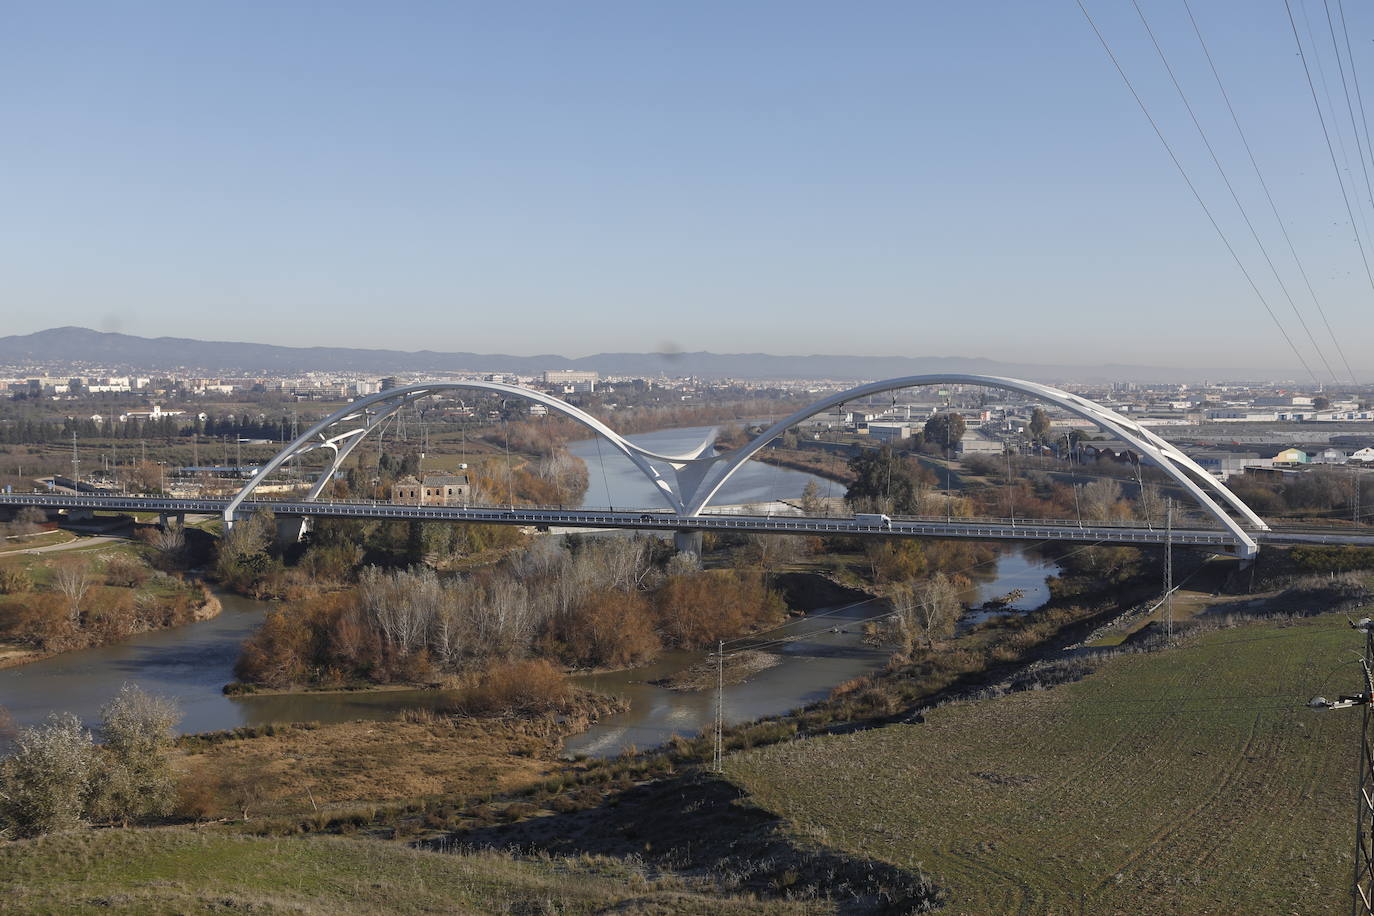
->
0 327 1293 384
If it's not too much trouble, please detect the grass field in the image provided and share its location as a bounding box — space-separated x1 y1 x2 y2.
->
0 829 816 915
728 613 1360 915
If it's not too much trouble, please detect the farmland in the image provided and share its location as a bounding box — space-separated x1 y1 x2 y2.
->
728 613 1360 915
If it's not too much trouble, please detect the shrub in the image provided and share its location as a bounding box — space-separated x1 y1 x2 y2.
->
102 554 150 589
89 685 182 825
0 567 32 595
558 588 660 668
0 713 97 838
455 659 573 716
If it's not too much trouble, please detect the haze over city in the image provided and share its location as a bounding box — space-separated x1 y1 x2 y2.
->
6 1 1374 371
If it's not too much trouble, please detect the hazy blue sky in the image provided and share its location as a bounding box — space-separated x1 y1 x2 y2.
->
4 1 1374 373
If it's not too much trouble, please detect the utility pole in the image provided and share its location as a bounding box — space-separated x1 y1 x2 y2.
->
1356 467 1362 525
1308 618 1374 915
1164 497 1174 642
713 641 725 773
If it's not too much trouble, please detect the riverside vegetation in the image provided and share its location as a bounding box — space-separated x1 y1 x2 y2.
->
13 418 1374 911
0 526 217 666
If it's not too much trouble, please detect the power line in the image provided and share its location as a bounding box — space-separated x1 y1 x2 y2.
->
1076 0 1321 385
1322 0 1374 219
1286 0 1374 314
1336 0 1374 207
1181 0 1358 385
1129 0 1335 384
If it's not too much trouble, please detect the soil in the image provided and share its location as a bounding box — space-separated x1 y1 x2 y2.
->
651 649 781 691
435 773 944 912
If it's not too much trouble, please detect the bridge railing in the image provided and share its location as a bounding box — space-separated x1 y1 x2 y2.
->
0 492 1244 532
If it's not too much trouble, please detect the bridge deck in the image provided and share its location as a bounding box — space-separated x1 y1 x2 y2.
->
5 492 1362 553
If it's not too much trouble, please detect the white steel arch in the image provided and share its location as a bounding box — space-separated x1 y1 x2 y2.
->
668 374 1265 557
222 381 699 522
225 375 1266 557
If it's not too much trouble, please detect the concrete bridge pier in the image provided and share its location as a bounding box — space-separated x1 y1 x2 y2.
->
157 511 185 530
275 516 310 547
673 529 702 556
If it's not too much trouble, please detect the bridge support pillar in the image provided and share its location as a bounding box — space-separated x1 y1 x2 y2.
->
275 516 310 547
673 529 702 556
157 512 185 531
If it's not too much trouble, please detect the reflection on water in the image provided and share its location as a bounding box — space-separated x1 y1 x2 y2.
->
959 548 1060 631
567 424 837 509
0 412 1060 756
565 600 890 757
0 546 1059 754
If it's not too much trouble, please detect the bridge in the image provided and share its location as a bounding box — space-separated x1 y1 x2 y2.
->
0 493 1365 555
0 373 1329 560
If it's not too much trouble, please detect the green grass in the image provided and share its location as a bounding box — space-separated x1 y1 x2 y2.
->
0 531 74 553
728 613 1360 915
0 828 815 915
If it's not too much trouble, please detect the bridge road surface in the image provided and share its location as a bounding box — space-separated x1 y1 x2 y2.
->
4 492 1372 554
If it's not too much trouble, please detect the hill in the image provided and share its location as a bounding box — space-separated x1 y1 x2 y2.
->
728 614 1358 915
0 326 1275 382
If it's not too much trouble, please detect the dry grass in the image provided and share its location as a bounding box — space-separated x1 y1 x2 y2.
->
174 716 570 819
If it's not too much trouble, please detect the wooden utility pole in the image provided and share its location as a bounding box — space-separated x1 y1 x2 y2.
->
713 641 724 773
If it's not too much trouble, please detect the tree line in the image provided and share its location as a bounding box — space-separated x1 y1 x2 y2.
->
233 536 786 689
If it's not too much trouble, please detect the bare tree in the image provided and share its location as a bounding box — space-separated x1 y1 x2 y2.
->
53 560 93 628
150 524 186 565
879 573 964 654
1080 478 1125 521
11 507 47 536
1136 481 1165 525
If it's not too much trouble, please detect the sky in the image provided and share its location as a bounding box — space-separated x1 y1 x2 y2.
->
4 1 1374 375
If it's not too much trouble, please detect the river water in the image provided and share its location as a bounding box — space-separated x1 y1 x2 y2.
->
567 423 836 510
0 424 1058 756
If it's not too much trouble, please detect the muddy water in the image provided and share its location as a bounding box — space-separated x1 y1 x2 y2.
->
0 546 1058 754
564 600 889 757
564 547 1061 758
0 592 460 745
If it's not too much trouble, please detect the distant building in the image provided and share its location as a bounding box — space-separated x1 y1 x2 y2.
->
1187 448 1274 480
863 421 915 442
380 377 398 392
1272 447 1308 464
957 429 1004 456
390 473 471 506
1310 447 1349 464
543 369 598 393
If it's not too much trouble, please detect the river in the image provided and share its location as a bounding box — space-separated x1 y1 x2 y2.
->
0 424 1059 756
566 423 837 510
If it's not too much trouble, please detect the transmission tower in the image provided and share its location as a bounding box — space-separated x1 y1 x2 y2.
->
1308 618 1374 914
70 430 79 484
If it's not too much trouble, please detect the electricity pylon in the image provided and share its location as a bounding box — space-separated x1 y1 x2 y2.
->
1309 617 1374 915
